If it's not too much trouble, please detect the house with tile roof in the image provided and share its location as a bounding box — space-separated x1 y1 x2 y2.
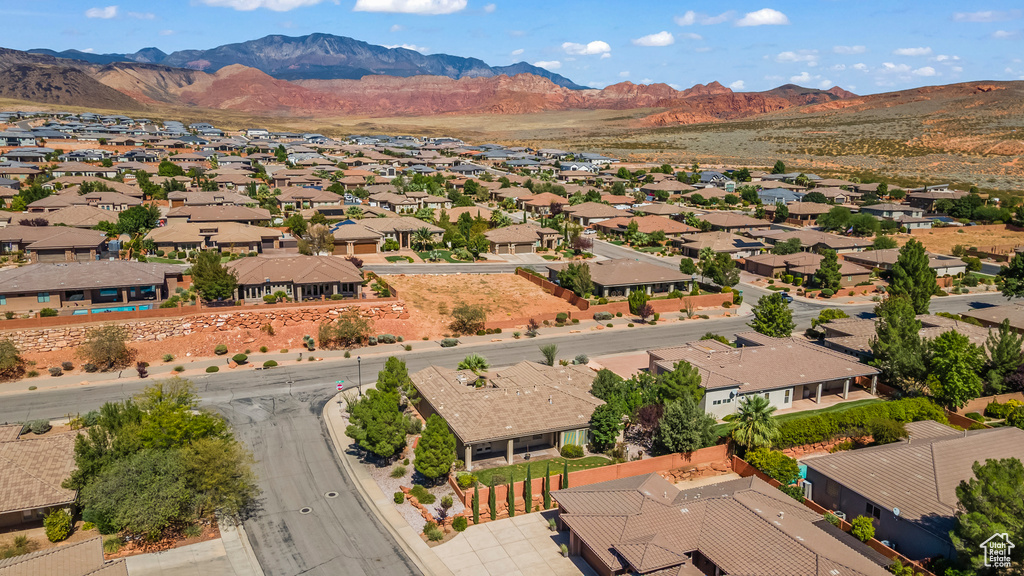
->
0 424 78 528
743 252 873 286
750 228 874 254
593 215 698 239
0 535 127 576
961 303 1024 333
648 333 880 418
820 314 994 359
561 202 631 226
546 259 691 298
228 255 362 302
696 211 771 233
484 223 560 254
805 422 1024 561
411 362 601 471
146 221 285 254
0 226 108 263
360 217 443 249
843 249 964 276
165 205 272 225
672 231 767 259
553 473 891 576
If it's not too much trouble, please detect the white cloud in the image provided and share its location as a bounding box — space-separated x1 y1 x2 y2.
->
483 3 496 12
619 70 630 77
912 66 937 76
199 0 325 10
562 40 611 56
668 83 681 90
729 80 746 90
953 10 1022 23
353 0 466 14
735 8 789 27
82 48 95 53
674 10 734 26
832 64 846 71
833 45 866 55
384 43 428 52
632 31 674 47
600 53 611 59
85 5 117 18
533 60 561 70
390 24 404 32
790 71 813 83
817 79 832 89
881 62 911 73
510 48 524 56
680 32 703 40
640 78 653 84
993 30 1020 39
159 29 175 35
853 63 868 71
775 50 818 64
893 46 932 56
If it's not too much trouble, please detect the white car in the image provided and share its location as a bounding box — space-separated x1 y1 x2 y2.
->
583 229 597 235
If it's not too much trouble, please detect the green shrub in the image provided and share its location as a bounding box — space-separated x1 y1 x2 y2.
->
214 344 228 355
627 323 635 327
103 536 122 554
82 521 96 531
206 365 219 373
452 516 468 532
27 386 36 390
368 336 377 346
29 419 51 435
457 473 477 489
964 412 984 422
40 308 58 317
259 346 268 353
594 311 613 321
183 524 202 538
598 297 608 304
824 512 841 526
869 418 907 444
732 293 743 305
607 323 613 327
173 365 184 373
44 508 72 542
344 351 351 358
556 312 568 323
476 329 487 336
821 289 834 298
426 526 445 541
232 353 248 364
390 465 407 478
409 485 436 505
263 360 278 368
394 492 404 504
162 353 175 362
560 444 584 458
378 334 397 344
851 516 875 542
775 397 946 448
48 367 62 377
745 448 800 485
440 338 459 348
778 485 805 502
616 312 622 317
985 401 1011 419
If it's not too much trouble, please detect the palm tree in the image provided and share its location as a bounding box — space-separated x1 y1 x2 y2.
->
412 227 435 251
731 395 779 451
345 206 363 220
458 353 489 374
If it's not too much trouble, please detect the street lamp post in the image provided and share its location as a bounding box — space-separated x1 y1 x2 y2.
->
357 356 362 397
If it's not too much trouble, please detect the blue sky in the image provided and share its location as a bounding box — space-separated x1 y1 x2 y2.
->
3 0 1024 94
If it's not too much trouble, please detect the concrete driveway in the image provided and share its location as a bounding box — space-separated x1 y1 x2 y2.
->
433 512 598 576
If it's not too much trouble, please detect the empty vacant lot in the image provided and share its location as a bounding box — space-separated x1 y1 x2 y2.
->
898 226 1024 255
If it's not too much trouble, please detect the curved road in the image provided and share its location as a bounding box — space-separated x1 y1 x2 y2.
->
0 292 1008 576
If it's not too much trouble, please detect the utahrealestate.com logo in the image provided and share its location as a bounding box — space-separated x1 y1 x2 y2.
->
980 533 1014 568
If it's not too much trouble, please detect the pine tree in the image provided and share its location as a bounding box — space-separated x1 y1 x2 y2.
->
869 295 926 391
414 414 456 481
507 481 515 517
488 476 496 521
748 292 796 337
523 466 532 513
890 239 937 314
814 249 842 292
999 252 1024 300
985 319 1024 393
472 486 480 525
543 461 552 509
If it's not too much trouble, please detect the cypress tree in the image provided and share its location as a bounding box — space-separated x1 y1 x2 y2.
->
472 486 480 525
562 460 569 489
543 461 552 509
488 476 496 521
523 466 533 513
507 481 515 517
890 238 937 314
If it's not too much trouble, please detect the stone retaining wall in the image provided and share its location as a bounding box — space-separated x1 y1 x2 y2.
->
2 302 407 354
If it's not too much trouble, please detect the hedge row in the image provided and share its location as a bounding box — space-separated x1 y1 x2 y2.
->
775 397 947 448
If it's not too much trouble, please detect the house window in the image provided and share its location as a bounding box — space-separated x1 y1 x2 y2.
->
0 296 5 306
784 389 791 403
866 502 881 520
99 289 118 297
764 392 770 399
37 292 50 303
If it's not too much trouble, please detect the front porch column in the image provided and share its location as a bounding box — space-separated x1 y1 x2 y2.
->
645 285 652 295
602 287 609 298
333 283 339 295
870 375 878 395
506 439 514 465
295 286 302 301
465 445 473 472
347 241 354 254
122 289 129 303
668 283 675 292
815 383 823 404
842 378 850 400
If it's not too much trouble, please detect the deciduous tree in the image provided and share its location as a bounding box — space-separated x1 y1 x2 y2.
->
588 404 622 453
814 249 842 292
950 458 1024 573
654 395 716 455
77 324 134 370
999 252 1024 300
927 330 984 410
191 251 238 301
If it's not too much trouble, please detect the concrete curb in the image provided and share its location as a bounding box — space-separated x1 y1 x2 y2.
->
219 517 266 576
323 392 454 576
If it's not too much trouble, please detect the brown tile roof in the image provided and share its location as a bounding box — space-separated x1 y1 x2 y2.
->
166 191 253 206
523 192 569 207
751 229 874 251
783 202 832 216
228 255 362 285
547 259 689 288
362 217 443 234
331 222 384 241
842 249 965 271
962 303 1024 331
0 260 183 293
0 226 108 250
484 223 558 244
823 314 994 356
0 432 78 515
38 205 114 228
411 361 601 444
697 211 767 229
277 186 341 203
672 231 766 253
554 474 890 576
630 203 683 216
0 536 127 576
805 425 1024 539
146 221 279 244
640 180 696 193
562 202 631 219
165 205 272 223
649 333 879 393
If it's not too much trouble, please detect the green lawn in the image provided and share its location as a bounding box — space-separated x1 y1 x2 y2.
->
713 398 884 439
415 250 461 263
146 257 186 264
472 456 611 486
542 255 558 261
609 240 625 246
385 255 414 263
633 246 666 254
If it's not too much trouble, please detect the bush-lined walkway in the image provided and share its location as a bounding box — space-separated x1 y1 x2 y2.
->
472 456 611 486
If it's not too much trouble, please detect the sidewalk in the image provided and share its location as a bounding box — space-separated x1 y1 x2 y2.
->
123 521 264 576
322 392 455 576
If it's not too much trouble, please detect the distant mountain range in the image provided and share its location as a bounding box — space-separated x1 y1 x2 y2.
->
28 33 587 89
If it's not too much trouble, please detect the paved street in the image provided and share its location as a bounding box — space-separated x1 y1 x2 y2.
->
0 291 1008 576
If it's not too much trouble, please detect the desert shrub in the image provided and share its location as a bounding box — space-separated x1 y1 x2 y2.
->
263 360 278 368
44 508 72 542
409 485 436 505
745 448 800 485
722 302 731 308
173 366 184 373
48 366 62 377
574 354 589 365
476 330 487 336
390 465 407 478
851 516 875 542
775 397 945 447
456 473 477 489
403 414 423 435
394 492 404 504
821 289 834 298
28 419 51 434
594 311 613 321
103 536 122 554
452 516 468 532
426 526 444 541
259 346 268 353
26 370 38 378
868 418 907 444
40 308 58 317
232 354 248 365
206 366 219 373
440 338 459 348
82 363 98 373
214 344 228 355
556 312 568 323
824 512 842 526
378 334 397 344
162 353 175 362
628 323 635 327
606 323 613 327
560 444 584 458
368 336 377 346
615 312 622 317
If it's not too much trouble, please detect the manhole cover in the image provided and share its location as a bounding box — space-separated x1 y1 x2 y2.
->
299 507 312 515
325 491 339 499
